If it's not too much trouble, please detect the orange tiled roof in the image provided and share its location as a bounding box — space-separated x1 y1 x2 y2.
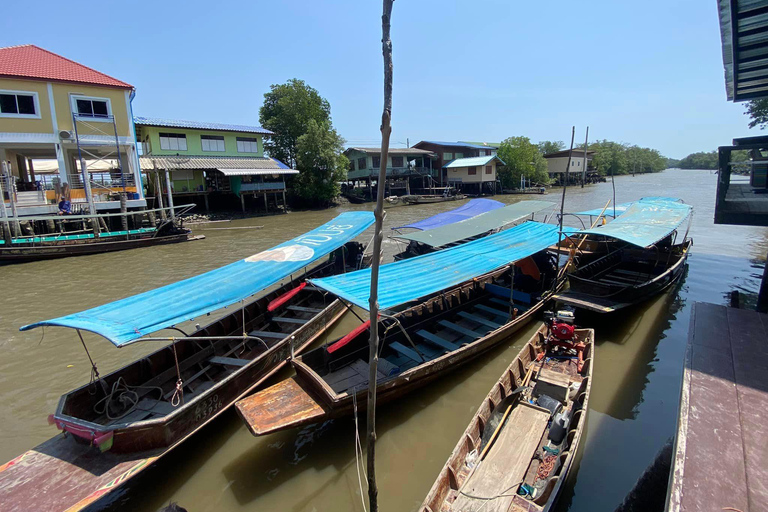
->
0 44 132 89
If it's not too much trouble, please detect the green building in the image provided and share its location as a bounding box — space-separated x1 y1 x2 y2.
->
135 116 297 212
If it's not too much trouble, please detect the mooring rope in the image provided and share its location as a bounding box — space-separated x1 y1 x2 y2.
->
170 339 184 407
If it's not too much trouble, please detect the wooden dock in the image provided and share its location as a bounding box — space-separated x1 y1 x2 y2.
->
667 302 768 512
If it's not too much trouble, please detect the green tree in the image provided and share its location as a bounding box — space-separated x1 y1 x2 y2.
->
293 119 348 206
745 98 768 129
677 151 718 170
259 79 331 168
537 140 565 155
497 136 551 188
586 140 629 176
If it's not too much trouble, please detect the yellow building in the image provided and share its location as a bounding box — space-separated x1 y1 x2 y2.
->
0 44 142 215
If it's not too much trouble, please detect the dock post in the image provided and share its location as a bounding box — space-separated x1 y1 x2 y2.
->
0 170 13 244
282 189 287 213
164 169 175 220
80 158 100 237
3 167 22 237
240 193 245 213
203 192 209 212
119 192 128 233
759 249 768 313
264 192 268 213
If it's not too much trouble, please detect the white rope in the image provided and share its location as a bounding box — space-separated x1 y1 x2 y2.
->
352 391 368 512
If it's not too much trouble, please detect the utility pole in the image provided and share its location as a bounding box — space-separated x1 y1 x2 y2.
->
366 2 394 511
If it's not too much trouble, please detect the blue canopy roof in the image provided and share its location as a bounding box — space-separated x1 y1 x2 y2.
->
570 198 692 248
393 198 504 231
574 197 683 217
393 200 554 248
310 221 560 312
20 212 374 346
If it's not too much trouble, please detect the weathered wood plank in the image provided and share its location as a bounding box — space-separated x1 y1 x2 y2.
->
417 329 460 352
236 377 329 436
452 402 549 512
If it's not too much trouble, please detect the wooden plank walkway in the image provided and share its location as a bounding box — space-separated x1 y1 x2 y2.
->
668 302 768 512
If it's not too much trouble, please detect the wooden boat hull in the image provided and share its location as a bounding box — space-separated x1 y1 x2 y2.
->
237 276 558 436
401 194 466 205
420 324 594 512
553 239 691 313
0 231 201 264
52 279 346 454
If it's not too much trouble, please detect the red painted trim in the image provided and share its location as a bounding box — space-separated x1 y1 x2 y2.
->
268 282 307 312
327 320 370 354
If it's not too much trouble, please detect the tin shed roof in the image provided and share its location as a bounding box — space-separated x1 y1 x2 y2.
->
139 156 290 170
0 44 132 88
443 155 505 168
134 116 274 135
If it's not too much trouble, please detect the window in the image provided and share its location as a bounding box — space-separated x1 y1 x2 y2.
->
236 137 259 153
485 165 493 174
358 157 367 170
455 152 464 159
349 161 355 171
0 91 39 118
444 152 453 161
201 135 225 152
577 161 580 166
159 133 188 151
468 166 477 175
71 95 110 119
372 156 381 168
391 156 404 167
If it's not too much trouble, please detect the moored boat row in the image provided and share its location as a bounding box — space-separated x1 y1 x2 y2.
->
0 196 693 511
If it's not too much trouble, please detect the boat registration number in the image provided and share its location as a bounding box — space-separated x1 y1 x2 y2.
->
194 394 221 422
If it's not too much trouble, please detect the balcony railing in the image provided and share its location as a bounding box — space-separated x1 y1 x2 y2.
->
240 182 286 192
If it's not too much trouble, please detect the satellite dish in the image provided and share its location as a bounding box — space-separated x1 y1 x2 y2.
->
59 130 73 139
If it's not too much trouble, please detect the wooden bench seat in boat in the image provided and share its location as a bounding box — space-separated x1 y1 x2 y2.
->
437 320 484 340
388 341 424 363
484 283 532 304
474 304 509 318
488 297 529 311
457 311 502 330
452 402 550 511
209 356 250 367
272 316 308 325
249 330 287 339
324 359 388 393
417 330 460 352
287 305 322 314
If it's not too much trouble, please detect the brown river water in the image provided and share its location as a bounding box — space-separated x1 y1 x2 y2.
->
0 169 766 511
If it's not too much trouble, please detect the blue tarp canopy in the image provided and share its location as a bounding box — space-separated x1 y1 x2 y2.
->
569 198 691 248
393 198 504 231
574 197 683 217
392 200 554 248
310 221 560 311
20 212 375 346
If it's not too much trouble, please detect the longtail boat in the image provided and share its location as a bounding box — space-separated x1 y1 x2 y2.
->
391 200 553 260
236 221 562 436
0 205 201 264
0 212 374 512
553 197 692 313
420 321 594 512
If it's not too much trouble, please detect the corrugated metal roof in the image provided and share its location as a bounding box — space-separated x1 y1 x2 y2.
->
542 149 594 159
718 0 768 101
416 141 498 150
444 155 504 168
0 44 132 88
134 116 273 135
344 147 435 156
140 156 287 170
218 168 298 176
459 141 502 148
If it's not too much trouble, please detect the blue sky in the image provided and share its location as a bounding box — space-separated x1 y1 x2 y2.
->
0 0 753 158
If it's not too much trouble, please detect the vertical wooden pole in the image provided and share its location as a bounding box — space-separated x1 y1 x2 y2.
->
164 169 175 219
556 127 576 269
581 127 589 188
367 2 394 511
0 171 12 244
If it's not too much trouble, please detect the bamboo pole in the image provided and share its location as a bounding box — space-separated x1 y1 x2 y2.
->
581 127 589 188
366 2 394 511
555 127 576 282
